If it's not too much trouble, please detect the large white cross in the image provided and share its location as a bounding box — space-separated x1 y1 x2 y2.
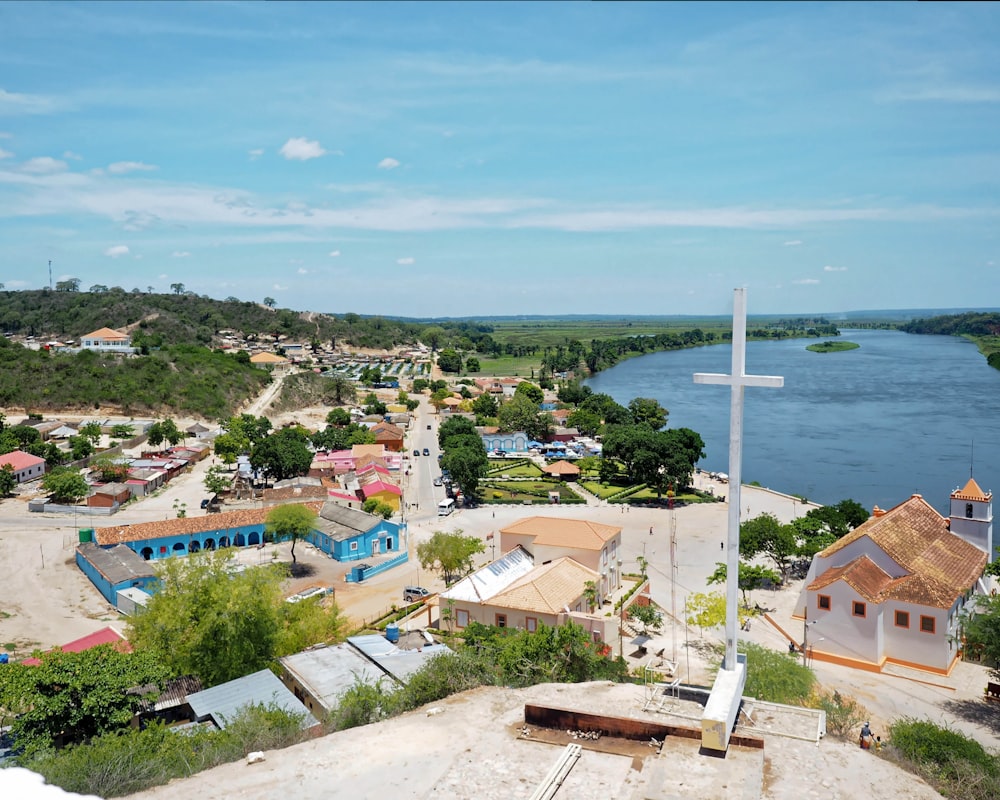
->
694 288 783 672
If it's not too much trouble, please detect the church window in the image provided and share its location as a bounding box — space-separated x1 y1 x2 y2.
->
852 601 866 618
919 615 936 634
894 610 909 628
966 503 974 519
817 594 831 611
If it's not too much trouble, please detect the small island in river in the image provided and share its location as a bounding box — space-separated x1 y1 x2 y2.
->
806 340 860 353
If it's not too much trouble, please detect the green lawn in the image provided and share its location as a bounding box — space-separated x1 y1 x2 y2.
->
482 480 584 504
487 462 544 478
580 480 635 499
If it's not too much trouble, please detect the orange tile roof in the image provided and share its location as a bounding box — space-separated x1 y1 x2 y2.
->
951 477 992 502
543 460 581 476
95 502 323 545
82 327 129 340
490 557 598 614
351 444 387 459
808 556 894 602
500 516 621 551
0 449 46 471
816 494 986 608
249 352 288 364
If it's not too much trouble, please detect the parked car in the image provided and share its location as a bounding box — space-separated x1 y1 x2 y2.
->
422 447 430 456
200 498 210 509
427 424 432 430
413 449 420 456
403 586 430 602
433 477 442 486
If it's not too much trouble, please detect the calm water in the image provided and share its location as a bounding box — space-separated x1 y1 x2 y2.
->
585 330 1000 514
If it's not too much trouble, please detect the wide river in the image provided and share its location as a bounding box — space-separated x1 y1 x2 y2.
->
585 329 1000 515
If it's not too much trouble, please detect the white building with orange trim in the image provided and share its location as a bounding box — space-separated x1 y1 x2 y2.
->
80 327 134 353
793 479 992 675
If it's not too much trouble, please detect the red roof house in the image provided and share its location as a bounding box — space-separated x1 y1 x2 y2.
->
22 626 130 665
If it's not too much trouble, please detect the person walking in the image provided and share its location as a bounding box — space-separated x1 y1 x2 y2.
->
649 526 653 536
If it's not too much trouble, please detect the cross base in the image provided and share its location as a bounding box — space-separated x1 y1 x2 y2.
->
701 654 746 751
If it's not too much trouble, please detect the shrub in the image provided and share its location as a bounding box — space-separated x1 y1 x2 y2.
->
740 642 815 705
808 690 868 740
889 718 998 781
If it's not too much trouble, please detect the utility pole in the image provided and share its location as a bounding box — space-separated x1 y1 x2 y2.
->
670 510 677 664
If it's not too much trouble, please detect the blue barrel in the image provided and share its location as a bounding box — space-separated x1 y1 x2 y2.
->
385 623 400 643
0 653 8 664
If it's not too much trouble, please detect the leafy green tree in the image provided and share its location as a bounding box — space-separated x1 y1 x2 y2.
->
628 397 668 430
250 427 312 482
708 561 781 605
56 278 81 292
41 467 88 503
326 407 352 426
0 645 170 758
203 464 232 498
437 348 463 373
464 356 480 373
362 392 387 416
441 445 488 499
266 503 318 566
158 418 182 446
739 512 798 580
514 381 543 404
128 552 283 686
557 380 592 405
68 434 94 461
471 392 498 419
263 296 276 308
311 422 375 451
959 593 1000 678
598 457 619 484
362 498 395 519
416 529 485 585
497 393 540 434
429 387 452 413
422 326 446 351
412 378 430 393
438 415 479 449
110 423 135 439
0 464 17 496
580 392 631 426
90 454 129 483
566 407 602 437
685 591 727 635
78 421 103 444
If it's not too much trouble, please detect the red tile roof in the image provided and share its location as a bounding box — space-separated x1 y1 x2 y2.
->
22 626 130 665
817 494 987 608
95 502 323 545
0 449 46 471
361 480 402 498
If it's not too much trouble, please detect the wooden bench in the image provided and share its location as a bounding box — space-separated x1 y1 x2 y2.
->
985 682 1000 702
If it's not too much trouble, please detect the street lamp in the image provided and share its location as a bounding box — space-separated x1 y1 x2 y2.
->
802 619 819 667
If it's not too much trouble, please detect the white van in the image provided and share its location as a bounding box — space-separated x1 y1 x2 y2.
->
437 498 455 516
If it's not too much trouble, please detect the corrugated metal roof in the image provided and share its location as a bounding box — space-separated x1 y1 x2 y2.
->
440 546 535 603
77 543 156 585
347 635 453 684
186 669 317 730
280 645 386 710
315 501 380 542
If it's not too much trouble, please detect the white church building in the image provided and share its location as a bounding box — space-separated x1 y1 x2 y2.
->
793 477 992 675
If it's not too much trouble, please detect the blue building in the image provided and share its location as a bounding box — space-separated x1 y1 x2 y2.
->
92 501 401 564
75 542 158 607
307 502 402 561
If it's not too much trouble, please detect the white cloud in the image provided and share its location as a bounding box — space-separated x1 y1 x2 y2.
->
296 267 308 275
107 161 157 174
279 137 326 161
62 151 82 161
104 244 130 258
171 251 191 258
0 131 12 139
328 250 341 257
21 156 68 174
783 240 802 246
0 88 57 115
273 283 288 291
792 278 820 285
4 279 29 288
823 265 848 272
248 148 264 160
158 273 168 280
0 148 12 160
883 86 1000 104
396 256 415 265
378 157 401 170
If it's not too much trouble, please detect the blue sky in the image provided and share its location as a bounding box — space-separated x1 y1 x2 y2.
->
1 1 998 318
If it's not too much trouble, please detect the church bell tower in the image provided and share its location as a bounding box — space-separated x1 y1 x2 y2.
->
950 477 994 563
